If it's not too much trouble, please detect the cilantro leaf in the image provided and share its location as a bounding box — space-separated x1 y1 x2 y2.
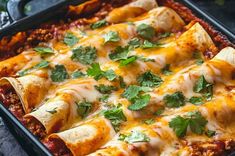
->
163 91 186 108
193 75 213 100
189 96 204 105
206 130 216 137
137 23 155 40
87 63 117 81
169 116 189 137
169 111 208 137
128 37 141 48
18 60 49 76
143 118 155 125
141 40 162 49
128 94 150 111
71 46 97 65
64 32 79 47
103 69 117 81
71 70 86 79
99 94 109 103
34 46 54 55
187 111 208 135
154 108 165 116
87 63 103 80
137 71 163 88
193 51 204 65
119 56 137 66
95 84 117 94
50 65 69 82
119 76 126 88
122 85 151 101
103 31 120 43
159 32 171 38
109 46 129 61
46 107 57 114
161 64 172 75
76 101 92 118
119 131 150 143
103 106 127 131
90 19 107 29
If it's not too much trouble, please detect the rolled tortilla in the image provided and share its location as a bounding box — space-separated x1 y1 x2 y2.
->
106 0 158 23
0 51 40 77
25 78 101 134
48 117 116 156
0 74 50 113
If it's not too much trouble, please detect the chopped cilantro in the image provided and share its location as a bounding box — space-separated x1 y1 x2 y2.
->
128 94 151 111
50 65 69 82
90 19 107 29
99 94 109 103
119 56 137 66
137 23 155 40
109 46 129 61
119 131 150 143
46 107 57 114
154 108 164 116
193 75 213 100
103 106 127 131
189 96 204 105
137 71 163 88
128 37 141 48
87 63 117 81
103 31 120 43
141 40 162 49
169 115 189 137
163 91 186 108
76 101 92 118
122 85 151 101
193 51 204 65
95 84 117 94
161 64 172 75
63 32 79 47
18 60 49 76
159 32 171 38
206 130 216 137
138 56 155 62
71 70 86 79
34 46 54 55
187 111 208 135
143 118 155 125
119 76 126 88
71 46 97 65
169 111 208 137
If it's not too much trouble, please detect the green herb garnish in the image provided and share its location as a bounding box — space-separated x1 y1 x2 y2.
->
163 91 186 108
64 32 79 47
90 19 107 29
137 23 155 40
50 65 69 82
103 31 120 43
95 84 118 94
119 131 150 143
34 46 54 55
76 101 92 118
71 46 97 65
137 71 163 88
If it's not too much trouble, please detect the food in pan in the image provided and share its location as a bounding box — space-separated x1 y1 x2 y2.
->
0 0 235 155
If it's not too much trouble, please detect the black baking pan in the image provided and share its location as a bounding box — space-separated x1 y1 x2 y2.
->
0 0 235 156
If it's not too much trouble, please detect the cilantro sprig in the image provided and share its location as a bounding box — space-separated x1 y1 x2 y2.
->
119 131 150 143
137 71 163 88
137 23 155 40
71 46 97 65
64 32 79 47
103 31 120 43
102 106 127 131
169 111 208 137
34 46 54 55
87 63 117 81
95 84 118 94
50 65 69 82
76 101 92 118
18 60 49 76
163 91 186 108
90 19 107 29
193 75 213 100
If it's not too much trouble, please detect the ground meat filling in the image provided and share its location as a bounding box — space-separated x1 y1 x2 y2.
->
43 138 72 156
0 85 25 121
0 85 46 139
23 117 47 139
189 140 235 156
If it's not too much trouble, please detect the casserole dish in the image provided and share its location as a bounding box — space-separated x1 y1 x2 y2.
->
0 0 235 155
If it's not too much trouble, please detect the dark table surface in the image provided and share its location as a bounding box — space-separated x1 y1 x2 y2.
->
0 0 234 156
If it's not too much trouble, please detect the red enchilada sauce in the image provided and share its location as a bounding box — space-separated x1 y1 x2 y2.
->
44 138 72 156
